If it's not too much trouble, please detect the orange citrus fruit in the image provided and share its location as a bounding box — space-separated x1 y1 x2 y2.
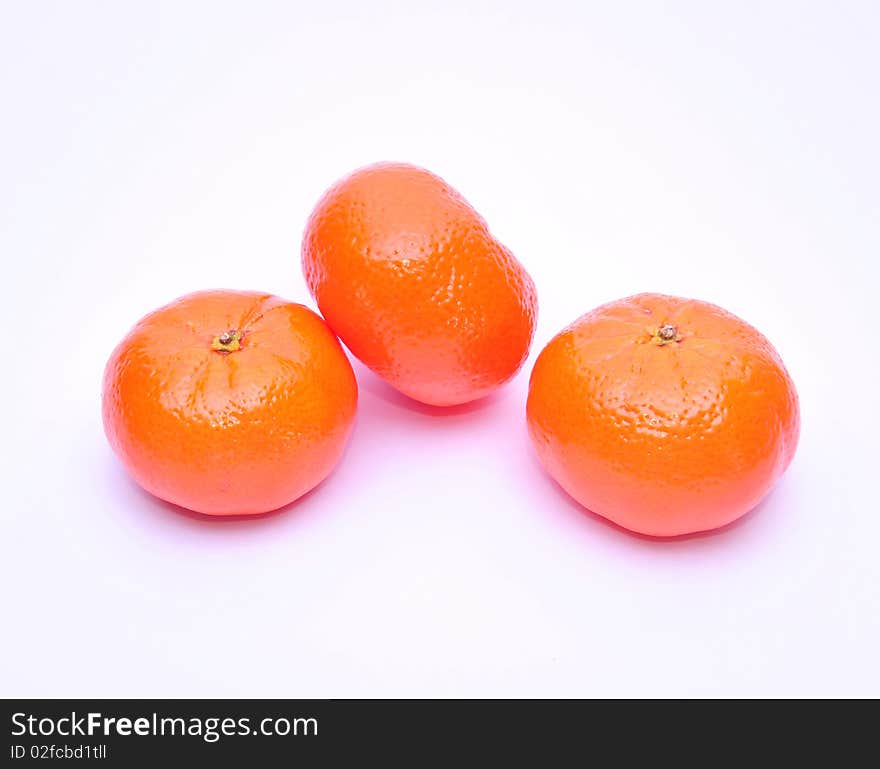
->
102 290 358 516
302 162 537 406
526 293 799 537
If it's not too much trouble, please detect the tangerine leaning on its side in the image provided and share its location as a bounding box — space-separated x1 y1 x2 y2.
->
102 290 358 516
302 162 537 407
526 293 800 537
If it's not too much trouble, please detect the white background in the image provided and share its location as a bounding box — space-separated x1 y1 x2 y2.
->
2 1 878 697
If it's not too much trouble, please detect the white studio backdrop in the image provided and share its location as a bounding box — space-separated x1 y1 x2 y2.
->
1 1 877 697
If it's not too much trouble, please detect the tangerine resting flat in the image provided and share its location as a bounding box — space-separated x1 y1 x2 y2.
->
102 290 358 515
526 293 800 537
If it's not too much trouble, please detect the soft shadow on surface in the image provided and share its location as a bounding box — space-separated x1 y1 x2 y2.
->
525 450 786 550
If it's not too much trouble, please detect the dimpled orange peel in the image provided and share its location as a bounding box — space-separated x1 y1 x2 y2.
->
102 290 358 516
302 162 538 406
526 293 800 537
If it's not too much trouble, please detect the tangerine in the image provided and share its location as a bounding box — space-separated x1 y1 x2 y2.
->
302 162 537 406
102 290 358 516
526 293 799 537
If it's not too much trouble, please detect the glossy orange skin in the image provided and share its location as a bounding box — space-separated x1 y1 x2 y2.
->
102 290 358 516
302 162 537 406
527 294 799 537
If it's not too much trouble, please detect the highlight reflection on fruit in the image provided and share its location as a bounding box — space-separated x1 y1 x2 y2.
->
102 290 358 516
526 293 800 537
302 162 537 407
